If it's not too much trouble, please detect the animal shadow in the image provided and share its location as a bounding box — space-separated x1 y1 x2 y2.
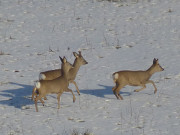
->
0 82 34 109
80 84 131 99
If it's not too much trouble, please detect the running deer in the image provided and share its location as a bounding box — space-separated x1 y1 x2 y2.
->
33 56 76 112
112 58 164 100
39 51 88 95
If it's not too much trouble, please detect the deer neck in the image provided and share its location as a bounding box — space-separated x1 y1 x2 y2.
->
146 64 156 76
61 66 69 79
71 60 80 76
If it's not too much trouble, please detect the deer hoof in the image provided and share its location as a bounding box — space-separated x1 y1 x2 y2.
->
73 98 76 103
117 97 123 100
116 94 123 100
119 96 123 100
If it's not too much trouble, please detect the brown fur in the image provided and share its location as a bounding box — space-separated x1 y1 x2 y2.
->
40 69 62 80
112 58 164 100
39 51 88 95
33 57 75 112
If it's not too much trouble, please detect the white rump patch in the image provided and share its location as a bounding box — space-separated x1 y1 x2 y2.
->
113 73 119 80
39 73 46 80
35 82 41 89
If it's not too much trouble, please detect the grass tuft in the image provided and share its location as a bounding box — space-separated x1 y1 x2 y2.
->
0 50 5 55
71 129 93 135
0 50 10 55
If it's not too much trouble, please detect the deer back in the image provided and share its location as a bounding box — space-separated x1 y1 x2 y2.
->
40 69 62 80
113 58 164 86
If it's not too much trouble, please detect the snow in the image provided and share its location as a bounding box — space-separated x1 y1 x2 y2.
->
0 0 180 134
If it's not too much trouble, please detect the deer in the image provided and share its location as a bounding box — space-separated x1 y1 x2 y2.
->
39 51 88 95
112 58 164 100
32 56 76 112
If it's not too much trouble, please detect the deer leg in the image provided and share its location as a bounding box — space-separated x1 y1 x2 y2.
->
32 87 37 101
113 83 124 100
32 87 46 101
112 86 116 91
57 92 63 109
70 80 80 95
34 95 43 112
134 84 146 92
34 93 47 102
39 98 45 106
112 82 118 91
146 80 157 94
65 88 76 103
32 88 45 105
112 85 117 91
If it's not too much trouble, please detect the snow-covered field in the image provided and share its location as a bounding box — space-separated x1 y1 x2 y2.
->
0 0 180 134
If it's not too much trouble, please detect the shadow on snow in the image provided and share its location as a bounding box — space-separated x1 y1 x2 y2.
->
0 82 34 109
80 84 131 99
0 83 132 109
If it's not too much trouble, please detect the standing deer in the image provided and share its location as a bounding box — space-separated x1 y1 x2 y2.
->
112 58 164 100
33 56 76 112
39 51 88 95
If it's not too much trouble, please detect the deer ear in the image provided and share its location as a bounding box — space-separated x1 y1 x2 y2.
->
73 52 79 58
63 56 67 63
153 58 158 64
59 56 63 63
78 51 82 56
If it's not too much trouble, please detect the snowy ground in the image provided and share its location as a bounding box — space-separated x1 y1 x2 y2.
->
0 0 180 134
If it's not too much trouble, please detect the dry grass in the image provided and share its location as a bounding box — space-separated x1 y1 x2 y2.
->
0 50 5 55
0 50 10 55
71 129 93 135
